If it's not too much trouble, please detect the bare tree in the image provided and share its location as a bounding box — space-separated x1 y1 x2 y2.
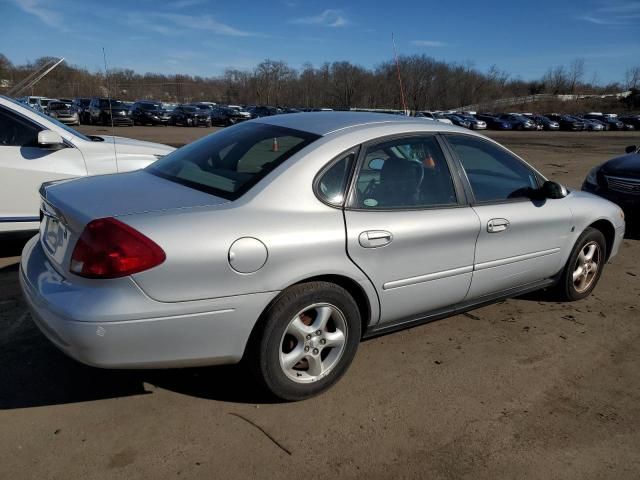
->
567 58 585 94
624 66 640 90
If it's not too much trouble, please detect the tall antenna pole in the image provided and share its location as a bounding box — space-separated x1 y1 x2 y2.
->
102 47 119 172
8 57 65 97
392 33 408 114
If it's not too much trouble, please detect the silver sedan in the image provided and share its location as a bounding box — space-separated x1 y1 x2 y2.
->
21 112 625 400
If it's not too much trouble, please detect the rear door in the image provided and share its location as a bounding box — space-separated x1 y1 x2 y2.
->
0 105 86 230
344 134 480 325
443 133 573 299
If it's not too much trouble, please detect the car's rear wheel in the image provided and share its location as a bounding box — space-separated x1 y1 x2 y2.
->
248 282 361 401
554 227 606 301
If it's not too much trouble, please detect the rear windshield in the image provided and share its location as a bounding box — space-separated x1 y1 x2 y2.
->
147 123 320 200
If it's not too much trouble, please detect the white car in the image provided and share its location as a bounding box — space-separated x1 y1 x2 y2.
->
416 111 454 125
0 95 175 235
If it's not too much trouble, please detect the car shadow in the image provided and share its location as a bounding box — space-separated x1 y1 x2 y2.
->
0 261 275 409
0 314 276 410
0 326 277 409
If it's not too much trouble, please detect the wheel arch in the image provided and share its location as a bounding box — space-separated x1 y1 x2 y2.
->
242 273 374 361
587 219 615 261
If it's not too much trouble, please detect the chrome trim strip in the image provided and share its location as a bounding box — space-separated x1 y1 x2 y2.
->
475 248 560 271
383 265 473 290
0 216 40 223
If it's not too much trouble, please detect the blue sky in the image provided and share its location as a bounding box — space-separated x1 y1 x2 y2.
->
1 0 639 84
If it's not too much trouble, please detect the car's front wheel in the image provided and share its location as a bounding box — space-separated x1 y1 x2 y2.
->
248 282 361 401
554 227 606 301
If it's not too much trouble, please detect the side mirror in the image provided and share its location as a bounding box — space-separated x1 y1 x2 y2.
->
368 158 385 170
625 145 638 154
541 180 568 199
38 130 64 149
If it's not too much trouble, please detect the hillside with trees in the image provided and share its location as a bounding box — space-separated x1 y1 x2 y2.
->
1 53 638 112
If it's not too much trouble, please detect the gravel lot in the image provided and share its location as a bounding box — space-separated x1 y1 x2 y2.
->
1 127 639 479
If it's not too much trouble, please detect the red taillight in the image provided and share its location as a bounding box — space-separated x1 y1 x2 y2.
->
70 217 165 279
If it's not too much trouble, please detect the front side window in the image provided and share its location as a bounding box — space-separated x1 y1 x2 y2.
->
0 106 41 147
446 134 539 203
350 135 457 209
148 123 319 200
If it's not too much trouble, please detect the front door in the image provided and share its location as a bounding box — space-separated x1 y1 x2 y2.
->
0 106 86 232
444 133 573 299
344 134 480 324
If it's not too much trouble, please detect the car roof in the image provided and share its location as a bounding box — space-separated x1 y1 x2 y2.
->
253 111 462 136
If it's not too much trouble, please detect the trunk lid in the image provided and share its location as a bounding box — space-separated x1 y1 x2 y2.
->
39 170 229 273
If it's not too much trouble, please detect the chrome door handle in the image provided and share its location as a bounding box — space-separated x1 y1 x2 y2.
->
359 230 393 248
487 218 510 233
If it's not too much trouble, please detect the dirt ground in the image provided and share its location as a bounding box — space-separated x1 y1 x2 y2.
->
1 127 640 480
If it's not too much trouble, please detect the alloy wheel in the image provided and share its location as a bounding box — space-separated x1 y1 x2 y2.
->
572 241 601 293
279 303 348 384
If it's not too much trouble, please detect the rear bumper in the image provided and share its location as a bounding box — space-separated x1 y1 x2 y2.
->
20 236 279 369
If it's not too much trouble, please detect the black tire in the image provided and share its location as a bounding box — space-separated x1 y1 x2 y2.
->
553 227 606 301
247 281 361 401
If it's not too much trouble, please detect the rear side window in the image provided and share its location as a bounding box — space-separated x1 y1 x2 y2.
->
316 150 356 206
148 123 319 200
446 134 539 202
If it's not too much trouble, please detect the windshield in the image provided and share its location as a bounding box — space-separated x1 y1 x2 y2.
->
99 99 126 108
140 103 161 111
49 102 71 110
40 99 51 106
181 106 198 113
148 123 319 200
3 95 91 141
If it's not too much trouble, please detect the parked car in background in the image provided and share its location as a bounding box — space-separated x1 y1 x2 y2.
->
524 114 560 131
209 105 249 126
583 144 640 223
545 114 585 131
619 114 640 129
21 112 624 401
579 117 605 131
444 114 471 128
416 111 453 125
88 97 133 126
455 113 486 130
584 113 625 131
281 107 302 114
226 105 252 119
248 106 278 118
497 114 537 130
168 104 211 127
47 100 80 126
130 101 166 126
0 95 173 235
475 113 513 130
72 97 91 124
163 102 178 113
19 96 55 113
